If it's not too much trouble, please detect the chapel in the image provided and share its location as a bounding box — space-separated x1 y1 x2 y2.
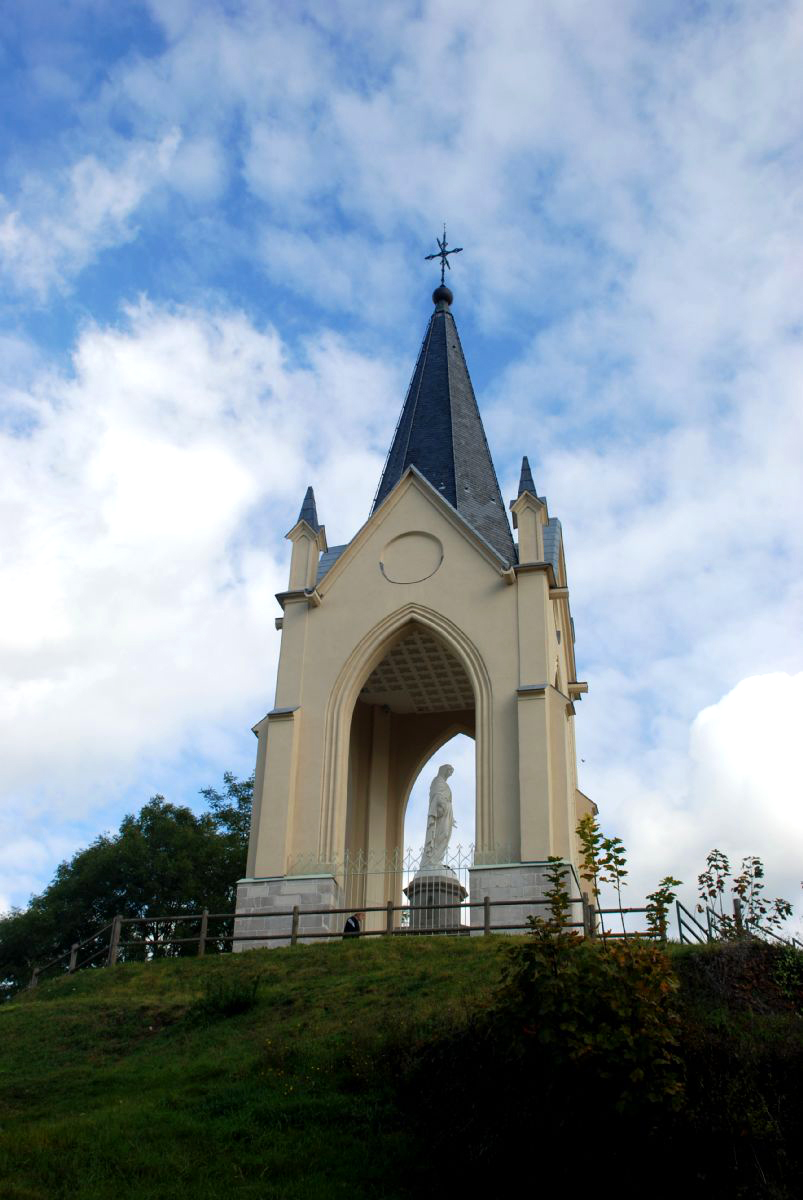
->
236 252 592 942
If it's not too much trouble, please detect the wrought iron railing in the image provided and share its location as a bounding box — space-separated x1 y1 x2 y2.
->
284 844 515 913
674 897 801 948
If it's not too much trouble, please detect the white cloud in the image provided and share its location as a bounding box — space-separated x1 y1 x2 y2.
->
245 122 331 211
689 673 803 874
3 1 802 937
9 2 803 327
0 132 181 298
0 301 400 907
170 135 226 201
580 674 803 934
0 830 81 913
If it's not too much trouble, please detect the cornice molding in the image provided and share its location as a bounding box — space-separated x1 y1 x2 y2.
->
275 588 322 611
514 560 557 587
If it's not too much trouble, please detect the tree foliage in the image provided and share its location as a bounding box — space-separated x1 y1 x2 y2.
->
576 811 632 935
646 876 683 942
402 936 803 1198
499 930 684 1112
0 772 252 999
697 847 793 938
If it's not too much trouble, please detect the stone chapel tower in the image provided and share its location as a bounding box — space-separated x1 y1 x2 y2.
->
235 275 593 943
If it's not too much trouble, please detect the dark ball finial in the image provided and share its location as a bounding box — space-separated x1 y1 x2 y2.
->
432 283 453 306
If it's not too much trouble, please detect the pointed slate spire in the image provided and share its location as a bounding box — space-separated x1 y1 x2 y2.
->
298 485 320 532
518 456 536 497
372 287 515 564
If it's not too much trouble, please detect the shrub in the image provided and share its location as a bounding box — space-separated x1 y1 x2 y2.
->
498 928 684 1112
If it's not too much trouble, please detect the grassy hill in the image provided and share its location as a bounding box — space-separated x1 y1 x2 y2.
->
0 938 505 1200
1 936 801 1200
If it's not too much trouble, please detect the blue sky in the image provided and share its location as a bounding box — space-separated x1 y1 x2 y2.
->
1 0 802 926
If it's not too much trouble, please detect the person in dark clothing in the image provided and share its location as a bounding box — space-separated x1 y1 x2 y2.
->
343 912 364 938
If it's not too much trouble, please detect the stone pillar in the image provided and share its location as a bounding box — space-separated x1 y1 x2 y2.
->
248 705 301 878
468 861 581 934
233 874 340 950
404 868 467 933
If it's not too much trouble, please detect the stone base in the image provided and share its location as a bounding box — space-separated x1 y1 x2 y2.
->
404 868 468 932
468 861 581 935
233 875 341 950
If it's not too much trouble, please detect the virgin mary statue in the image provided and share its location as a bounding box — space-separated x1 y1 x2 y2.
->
420 764 456 870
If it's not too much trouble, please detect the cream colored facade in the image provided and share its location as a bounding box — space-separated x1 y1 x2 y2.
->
236 464 591 941
234 282 592 944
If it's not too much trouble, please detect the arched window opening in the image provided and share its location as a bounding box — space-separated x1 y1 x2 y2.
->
399 732 476 927
403 733 476 860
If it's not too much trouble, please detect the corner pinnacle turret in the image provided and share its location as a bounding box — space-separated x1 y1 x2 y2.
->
297 485 320 532
518 456 536 498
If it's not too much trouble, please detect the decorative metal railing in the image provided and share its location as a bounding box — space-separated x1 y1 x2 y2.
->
284 843 514 914
674 897 801 948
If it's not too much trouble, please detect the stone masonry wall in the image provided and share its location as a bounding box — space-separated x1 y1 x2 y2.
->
468 862 581 934
234 876 341 950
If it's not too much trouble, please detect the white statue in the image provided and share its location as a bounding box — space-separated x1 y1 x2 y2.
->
420 764 456 870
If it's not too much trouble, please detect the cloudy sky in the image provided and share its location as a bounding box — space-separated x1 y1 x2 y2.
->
2 0 801 930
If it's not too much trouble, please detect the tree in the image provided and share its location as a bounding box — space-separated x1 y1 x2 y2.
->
0 772 253 1000
200 770 254 847
697 848 793 938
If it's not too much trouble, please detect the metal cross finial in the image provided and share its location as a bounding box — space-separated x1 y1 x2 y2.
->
425 224 463 285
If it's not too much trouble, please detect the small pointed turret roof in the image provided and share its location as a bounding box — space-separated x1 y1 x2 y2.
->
372 285 515 564
518 455 536 497
297 485 320 532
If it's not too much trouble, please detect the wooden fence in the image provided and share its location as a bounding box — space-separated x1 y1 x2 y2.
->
28 892 799 989
28 893 601 987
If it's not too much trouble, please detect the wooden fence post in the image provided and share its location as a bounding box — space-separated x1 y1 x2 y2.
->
582 892 592 938
588 902 597 938
483 895 491 936
68 943 79 973
291 905 300 946
107 915 122 966
197 909 209 957
385 900 394 935
733 896 744 935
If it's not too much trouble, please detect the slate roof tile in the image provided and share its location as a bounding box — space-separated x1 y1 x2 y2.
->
372 295 515 565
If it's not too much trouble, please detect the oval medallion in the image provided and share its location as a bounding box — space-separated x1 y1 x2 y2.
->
380 532 443 584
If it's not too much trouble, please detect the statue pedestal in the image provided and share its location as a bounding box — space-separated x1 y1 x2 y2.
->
404 868 467 933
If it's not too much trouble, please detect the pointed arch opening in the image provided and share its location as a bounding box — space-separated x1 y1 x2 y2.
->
319 605 492 927
344 622 475 864
403 730 475 859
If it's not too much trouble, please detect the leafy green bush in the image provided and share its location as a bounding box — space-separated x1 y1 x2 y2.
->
673 940 803 1197
398 931 685 1198
498 926 684 1111
776 944 803 1014
400 931 803 1197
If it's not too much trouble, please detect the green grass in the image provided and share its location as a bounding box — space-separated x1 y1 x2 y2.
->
0 938 506 1200
3 937 801 1199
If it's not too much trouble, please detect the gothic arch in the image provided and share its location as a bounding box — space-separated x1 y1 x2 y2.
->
398 717 473 837
319 603 493 863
